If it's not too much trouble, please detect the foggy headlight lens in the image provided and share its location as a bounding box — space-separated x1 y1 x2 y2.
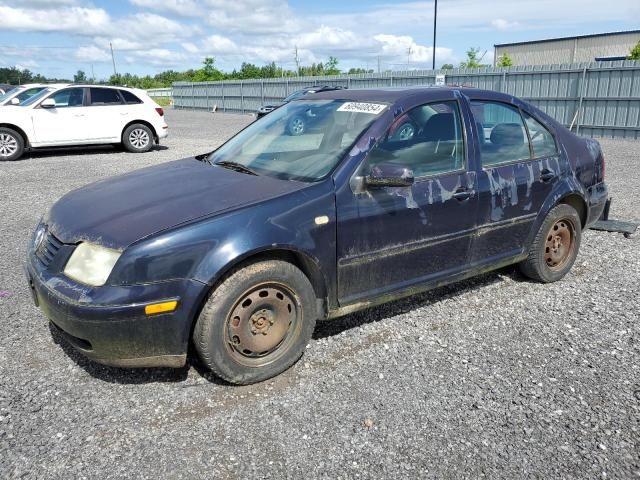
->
63 243 121 287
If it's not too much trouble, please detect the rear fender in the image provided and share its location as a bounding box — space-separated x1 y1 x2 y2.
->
524 176 587 249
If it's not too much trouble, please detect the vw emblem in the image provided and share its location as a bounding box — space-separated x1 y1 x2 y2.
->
34 226 46 251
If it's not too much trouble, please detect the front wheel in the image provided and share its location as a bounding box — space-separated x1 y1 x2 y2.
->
194 260 317 385
0 127 25 161
122 124 154 153
519 204 582 283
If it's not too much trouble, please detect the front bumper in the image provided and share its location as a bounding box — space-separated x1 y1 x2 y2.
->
26 253 206 368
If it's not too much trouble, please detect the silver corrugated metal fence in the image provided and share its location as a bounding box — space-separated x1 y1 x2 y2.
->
146 87 172 98
173 61 640 139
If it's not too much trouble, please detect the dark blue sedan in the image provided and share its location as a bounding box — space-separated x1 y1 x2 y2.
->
26 87 608 384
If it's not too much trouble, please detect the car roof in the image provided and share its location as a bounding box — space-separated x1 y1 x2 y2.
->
306 86 514 104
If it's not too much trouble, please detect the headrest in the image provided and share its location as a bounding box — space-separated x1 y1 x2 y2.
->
421 113 455 141
490 123 525 146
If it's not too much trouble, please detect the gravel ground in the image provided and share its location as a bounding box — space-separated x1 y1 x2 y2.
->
1 109 638 479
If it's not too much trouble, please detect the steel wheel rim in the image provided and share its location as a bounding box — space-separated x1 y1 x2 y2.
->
397 124 415 140
129 129 150 149
224 282 301 367
544 218 575 270
0 133 18 157
291 118 304 134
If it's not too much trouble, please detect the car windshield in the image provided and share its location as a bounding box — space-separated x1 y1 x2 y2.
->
0 87 19 102
208 99 388 182
19 87 55 107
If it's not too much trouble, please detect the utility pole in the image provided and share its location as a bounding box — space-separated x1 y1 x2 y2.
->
432 0 438 70
110 42 117 76
294 46 300 76
377 55 381 73
90 64 95 82
407 46 412 69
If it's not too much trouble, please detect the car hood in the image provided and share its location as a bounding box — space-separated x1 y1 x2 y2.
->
46 157 308 249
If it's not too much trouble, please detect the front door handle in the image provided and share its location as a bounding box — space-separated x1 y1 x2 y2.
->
540 169 556 182
452 188 473 201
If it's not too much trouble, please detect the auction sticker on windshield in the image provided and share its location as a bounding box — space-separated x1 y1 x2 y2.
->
337 102 387 114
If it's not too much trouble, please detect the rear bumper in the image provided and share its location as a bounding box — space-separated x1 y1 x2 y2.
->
586 182 608 227
25 255 206 368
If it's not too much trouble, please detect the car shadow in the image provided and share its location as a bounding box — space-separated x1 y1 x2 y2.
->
21 144 168 160
49 265 526 385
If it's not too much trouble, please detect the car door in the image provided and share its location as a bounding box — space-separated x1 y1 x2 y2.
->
468 100 564 264
30 87 90 146
335 99 478 304
85 87 129 142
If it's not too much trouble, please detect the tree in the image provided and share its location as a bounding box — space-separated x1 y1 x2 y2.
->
497 52 513 67
325 56 340 75
441 63 454 70
628 40 640 60
73 70 87 83
460 48 488 69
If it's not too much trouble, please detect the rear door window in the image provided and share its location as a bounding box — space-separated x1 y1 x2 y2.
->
90 88 123 106
471 101 530 167
523 112 558 158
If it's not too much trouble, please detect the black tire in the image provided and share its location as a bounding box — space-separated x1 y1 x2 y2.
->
0 127 25 161
287 116 306 136
519 204 582 283
122 123 154 153
194 260 317 385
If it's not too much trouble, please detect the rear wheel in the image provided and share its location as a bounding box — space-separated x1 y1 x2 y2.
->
122 124 154 153
194 260 317 385
519 204 581 283
0 127 24 161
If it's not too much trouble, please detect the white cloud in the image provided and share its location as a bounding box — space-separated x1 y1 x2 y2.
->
491 19 521 31
181 42 199 53
374 34 454 64
204 35 238 53
75 45 111 62
129 0 198 16
0 5 110 34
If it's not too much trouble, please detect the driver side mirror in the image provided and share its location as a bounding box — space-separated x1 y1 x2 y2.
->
365 162 415 188
40 98 56 109
10 97 19 105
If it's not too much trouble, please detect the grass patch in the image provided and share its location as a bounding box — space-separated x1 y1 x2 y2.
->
151 97 172 107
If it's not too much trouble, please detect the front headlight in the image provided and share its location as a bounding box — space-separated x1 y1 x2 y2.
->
63 242 121 287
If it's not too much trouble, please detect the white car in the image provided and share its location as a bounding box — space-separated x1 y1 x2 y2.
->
0 85 169 161
0 84 68 107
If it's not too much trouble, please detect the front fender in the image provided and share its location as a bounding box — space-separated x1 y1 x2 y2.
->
109 181 337 309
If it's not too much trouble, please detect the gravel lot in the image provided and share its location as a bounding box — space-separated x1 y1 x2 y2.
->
1 109 638 479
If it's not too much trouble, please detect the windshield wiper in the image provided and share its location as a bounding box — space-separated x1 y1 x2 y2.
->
214 160 259 176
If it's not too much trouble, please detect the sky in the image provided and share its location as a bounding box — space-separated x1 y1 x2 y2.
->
0 0 638 80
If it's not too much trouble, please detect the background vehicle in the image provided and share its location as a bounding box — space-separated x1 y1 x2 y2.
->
0 85 168 161
255 85 346 119
0 84 14 95
26 87 607 385
0 83 67 106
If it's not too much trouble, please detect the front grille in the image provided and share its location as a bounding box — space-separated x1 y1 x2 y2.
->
35 230 64 268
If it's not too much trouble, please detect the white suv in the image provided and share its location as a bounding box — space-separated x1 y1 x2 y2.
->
0 85 169 161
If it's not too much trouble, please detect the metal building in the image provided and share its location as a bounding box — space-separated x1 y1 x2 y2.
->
494 30 640 66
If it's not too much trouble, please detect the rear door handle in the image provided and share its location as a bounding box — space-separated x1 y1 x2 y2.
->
540 169 556 182
452 188 473 201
